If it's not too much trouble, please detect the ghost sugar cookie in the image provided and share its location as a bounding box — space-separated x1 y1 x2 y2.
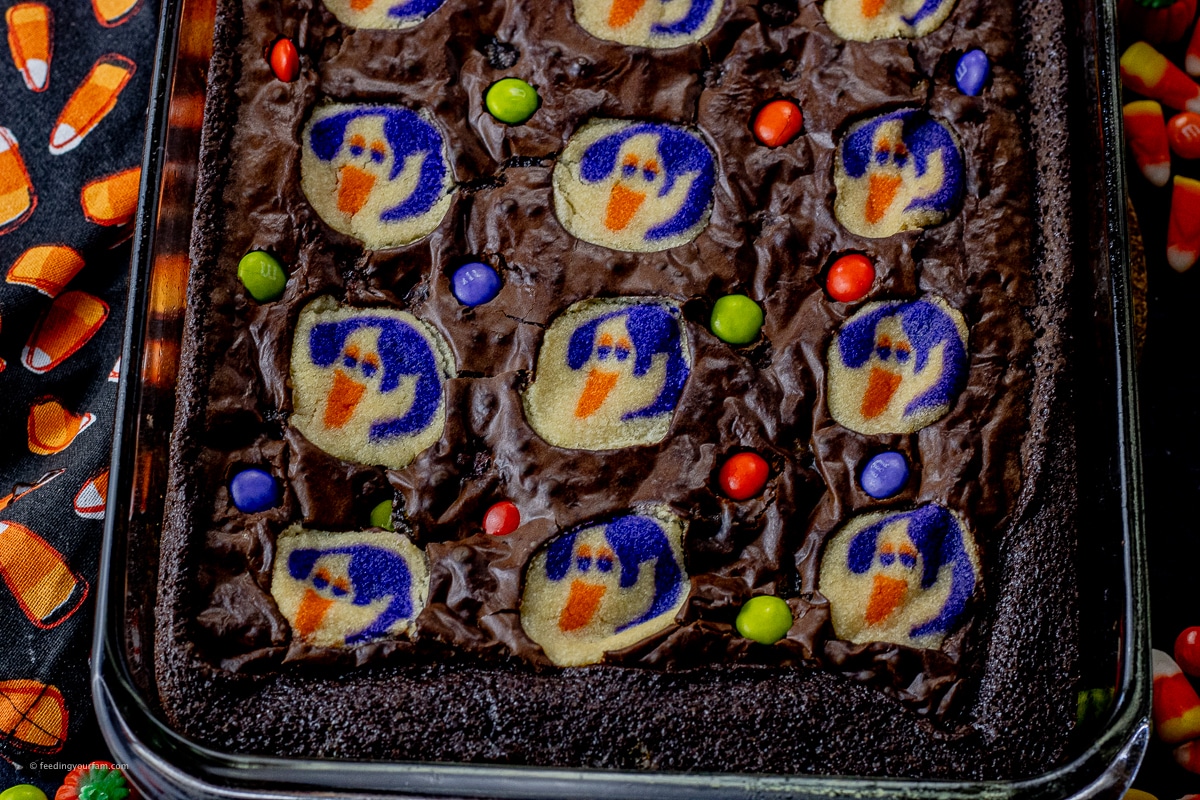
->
823 0 957 41
301 103 454 249
291 296 456 469
322 0 445 30
818 504 979 650
523 297 691 450
553 119 716 253
827 296 969 435
833 109 964 239
521 509 690 667
272 526 429 648
572 0 723 48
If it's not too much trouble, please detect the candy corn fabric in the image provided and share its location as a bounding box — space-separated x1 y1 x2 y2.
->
0 0 155 789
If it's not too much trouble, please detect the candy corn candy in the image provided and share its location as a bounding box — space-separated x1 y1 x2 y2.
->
1121 42 1200 114
74 469 109 519
81 166 140 226
1168 176 1200 271
1190 14 1200 76
6 4 52 92
108 356 120 381
0 680 67 753
0 126 36 234
22 290 108 373
49 54 135 154
1152 648 1200 743
6 245 84 297
1176 740 1200 774
1124 101 1172 186
92 0 141 27
27 397 96 455
0 521 88 629
0 468 63 512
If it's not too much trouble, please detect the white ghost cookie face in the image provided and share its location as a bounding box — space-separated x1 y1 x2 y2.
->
573 0 723 48
272 526 429 648
553 119 716 252
523 298 691 450
833 109 964 239
322 0 445 30
301 104 454 249
521 510 689 667
823 0 956 40
827 296 969 435
819 505 979 650
291 297 455 469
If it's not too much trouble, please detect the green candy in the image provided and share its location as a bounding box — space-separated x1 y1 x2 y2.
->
486 78 540 125
735 595 793 644
237 251 287 302
711 294 764 345
0 786 48 800
370 499 394 531
1133 0 1177 8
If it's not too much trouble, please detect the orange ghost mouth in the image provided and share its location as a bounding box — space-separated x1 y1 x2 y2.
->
861 366 902 419
860 0 887 17
608 0 647 27
865 574 908 626
865 173 902 225
559 579 607 632
295 588 335 637
605 183 646 232
575 368 620 419
324 368 367 429
349 0 372 9
338 165 376 216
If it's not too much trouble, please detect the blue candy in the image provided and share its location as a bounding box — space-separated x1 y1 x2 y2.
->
860 451 910 499
452 262 502 306
231 468 280 513
955 49 990 97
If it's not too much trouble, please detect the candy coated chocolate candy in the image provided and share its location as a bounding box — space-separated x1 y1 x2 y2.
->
711 294 764 345
827 254 875 302
753 100 803 147
484 500 520 535
955 49 990 96
1168 111 1200 158
735 595 793 644
270 38 299 82
860 451 909 498
230 468 279 513
719 452 769 500
237 251 286 302
1176 626 1200 675
486 78 539 124
452 262 501 306
0 786 47 800
370 499 394 531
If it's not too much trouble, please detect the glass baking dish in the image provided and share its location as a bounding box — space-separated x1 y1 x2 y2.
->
92 0 1150 793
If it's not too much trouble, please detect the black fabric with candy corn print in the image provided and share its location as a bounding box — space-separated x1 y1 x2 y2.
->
0 0 157 789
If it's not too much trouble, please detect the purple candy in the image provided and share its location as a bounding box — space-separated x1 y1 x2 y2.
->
230 468 280 513
860 451 910 499
452 262 502 306
955 49 990 97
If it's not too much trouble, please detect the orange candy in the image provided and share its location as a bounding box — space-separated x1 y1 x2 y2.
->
270 38 299 82
92 0 142 27
1124 100 1172 186
1168 175 1200 271
719 452 770 500
50 54 135 154
6 3 52 92
81 166 140 226
22 290 109 373
1121 41 1200 113
1152 648 1200 743
484 501 521 536
1176 740 1200 774
1168 111 1200 158
827 254 876 302
6 245 85 297
753 100 803 147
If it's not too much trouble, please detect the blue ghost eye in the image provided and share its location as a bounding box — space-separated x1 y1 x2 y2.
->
895 348 910 363
879 552 896 567
899 553 917 568
596 346 612 360
875 346 891 360
577 556 592 572
331 585 348 596
895 154 908 168
362 362 377 377
371 150 384 164
597 555 613 572
643 168 656 182
343 355 357 368
313 576 329 589
350 145 364 157
623 164 638 178
615 346 630 361
875 150 889 165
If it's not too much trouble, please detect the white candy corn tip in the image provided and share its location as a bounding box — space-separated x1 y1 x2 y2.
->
1144 162 1171 187
1153 647 1182 677
1188 53 1200 77
24 59 48 91
1168 245 1199 272
48 123 78 154
21 346 53 372
0 127 14 153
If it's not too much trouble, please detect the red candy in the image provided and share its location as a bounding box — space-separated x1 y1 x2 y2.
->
719 452 769 500
1176 626 1200 676
484 501 520 536
826 254 875 302
753 100 803 147
270 38 300 82
1169 111 1200 158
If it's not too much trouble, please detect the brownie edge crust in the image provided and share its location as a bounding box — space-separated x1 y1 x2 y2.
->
154 0 1084 779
